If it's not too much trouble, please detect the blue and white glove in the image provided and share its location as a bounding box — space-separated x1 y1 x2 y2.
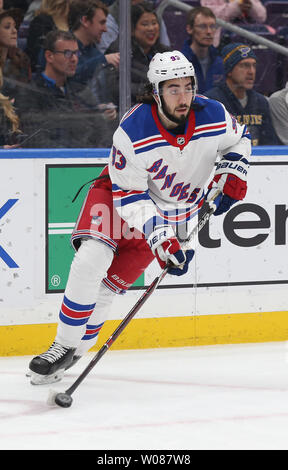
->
147 225 194 276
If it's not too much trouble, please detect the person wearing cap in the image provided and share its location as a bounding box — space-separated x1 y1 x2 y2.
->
27 50 251 386
205 42 280 145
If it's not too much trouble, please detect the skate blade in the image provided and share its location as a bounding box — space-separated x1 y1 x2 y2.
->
30 369 65 385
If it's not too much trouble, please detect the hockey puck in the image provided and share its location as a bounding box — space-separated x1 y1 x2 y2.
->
54 392 73 408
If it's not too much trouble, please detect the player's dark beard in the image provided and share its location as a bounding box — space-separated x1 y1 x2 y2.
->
162 101 190 124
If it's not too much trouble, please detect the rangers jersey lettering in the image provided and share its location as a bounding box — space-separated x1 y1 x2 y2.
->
108 95 251 236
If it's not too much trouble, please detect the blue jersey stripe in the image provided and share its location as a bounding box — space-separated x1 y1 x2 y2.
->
134 141 170 154
113 192 151 207
63 295 95 312
59 311 90 326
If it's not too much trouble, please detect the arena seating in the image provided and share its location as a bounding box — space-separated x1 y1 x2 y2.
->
263 1 288 29
15 0 288 98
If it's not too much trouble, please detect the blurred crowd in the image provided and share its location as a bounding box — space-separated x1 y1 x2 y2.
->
0 0 287 148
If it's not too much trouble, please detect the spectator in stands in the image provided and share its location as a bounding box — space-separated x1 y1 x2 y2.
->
268 85 288 145
0 22 23 149
15 29 118 148
205 42 280 145
0 7 22 66
98 0 170 54
0 7 31 101
0 67 23 147
68 0 120 89
181 6 224 94
25 0 71 72
201 0 267 47
106 1 170 105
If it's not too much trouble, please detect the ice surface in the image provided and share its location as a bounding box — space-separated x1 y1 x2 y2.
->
1 342 288 450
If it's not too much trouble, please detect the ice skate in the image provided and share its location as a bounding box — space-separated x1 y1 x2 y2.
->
28 342 76 385
26 353 81 378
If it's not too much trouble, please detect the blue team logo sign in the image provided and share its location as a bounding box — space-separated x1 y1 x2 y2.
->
0 199 19 268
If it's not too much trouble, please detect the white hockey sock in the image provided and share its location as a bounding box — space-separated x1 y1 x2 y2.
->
74 283 116 357
55 238 114 348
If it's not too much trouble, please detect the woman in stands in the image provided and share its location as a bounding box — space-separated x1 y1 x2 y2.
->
0 7 31 112
106 1 171 105
0 63 23 147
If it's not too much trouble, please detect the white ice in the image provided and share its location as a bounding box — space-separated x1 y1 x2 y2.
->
1 341 288 450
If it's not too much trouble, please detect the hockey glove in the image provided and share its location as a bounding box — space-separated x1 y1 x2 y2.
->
206 173 247 216
147 225 194 276
207 152 248 216
168 249 195 276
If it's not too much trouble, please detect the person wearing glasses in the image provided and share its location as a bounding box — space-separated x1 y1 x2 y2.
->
205 42 280 146
15 29 117 147
25 0 71 72
181 6 224 95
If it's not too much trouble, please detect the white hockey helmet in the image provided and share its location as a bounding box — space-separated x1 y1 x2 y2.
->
147 50 197 103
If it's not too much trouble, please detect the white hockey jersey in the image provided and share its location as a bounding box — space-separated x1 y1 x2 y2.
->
108 95 251 236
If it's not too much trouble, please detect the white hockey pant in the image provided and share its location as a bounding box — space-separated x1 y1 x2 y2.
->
55 238 115 352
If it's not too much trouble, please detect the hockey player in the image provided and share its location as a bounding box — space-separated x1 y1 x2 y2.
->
28 50 251 385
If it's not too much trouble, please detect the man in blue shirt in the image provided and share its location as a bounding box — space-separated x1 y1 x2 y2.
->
15 29 117 148
181 6 224 95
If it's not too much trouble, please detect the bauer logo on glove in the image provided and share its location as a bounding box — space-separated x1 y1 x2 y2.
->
148 228 170 249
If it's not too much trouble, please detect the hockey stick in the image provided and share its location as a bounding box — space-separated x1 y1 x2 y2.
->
48 192 220 408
